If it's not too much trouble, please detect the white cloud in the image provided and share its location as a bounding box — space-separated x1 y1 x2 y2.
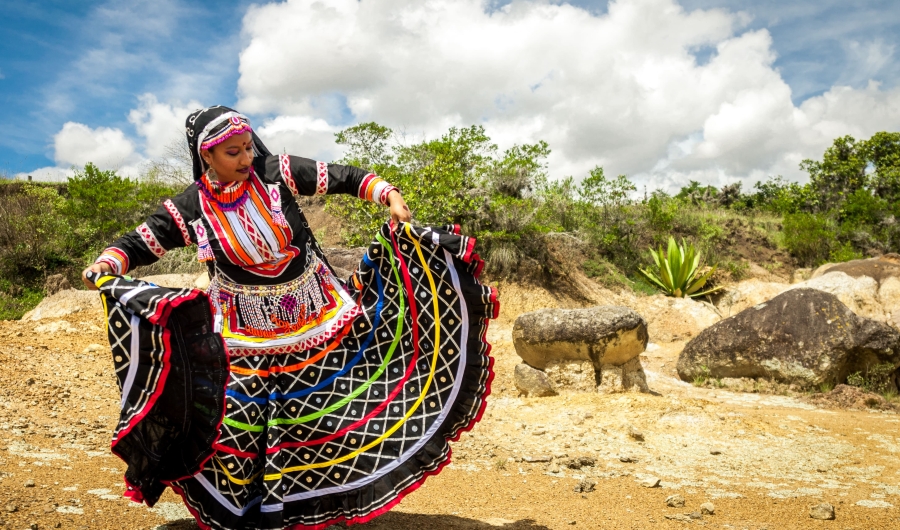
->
53 122 141 173
128 93 203 159
235 0 900 191
14 166 74 183
255 115 341 162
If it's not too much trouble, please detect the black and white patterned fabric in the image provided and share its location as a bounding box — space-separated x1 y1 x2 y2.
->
93 222 498 529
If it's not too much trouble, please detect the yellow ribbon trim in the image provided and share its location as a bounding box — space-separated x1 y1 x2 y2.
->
214 456 264 485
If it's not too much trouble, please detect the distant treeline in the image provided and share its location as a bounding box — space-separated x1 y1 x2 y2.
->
0 128 898 319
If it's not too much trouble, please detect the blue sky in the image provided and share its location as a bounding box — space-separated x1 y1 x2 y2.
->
1 0 898 189
1 0 251 174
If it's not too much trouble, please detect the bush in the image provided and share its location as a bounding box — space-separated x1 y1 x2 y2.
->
0 182 77 285
0 166 178 318
782 212 836 267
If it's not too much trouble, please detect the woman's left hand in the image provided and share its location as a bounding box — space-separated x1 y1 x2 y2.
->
387 190 412 225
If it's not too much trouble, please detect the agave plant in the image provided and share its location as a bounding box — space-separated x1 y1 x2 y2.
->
639 237 721 298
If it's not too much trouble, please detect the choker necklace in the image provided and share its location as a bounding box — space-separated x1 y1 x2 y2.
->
197 171 252 210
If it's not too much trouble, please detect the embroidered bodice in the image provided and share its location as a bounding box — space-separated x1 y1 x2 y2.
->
95 155 394 354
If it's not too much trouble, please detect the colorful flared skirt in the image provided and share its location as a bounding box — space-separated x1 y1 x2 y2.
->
93 222 498 529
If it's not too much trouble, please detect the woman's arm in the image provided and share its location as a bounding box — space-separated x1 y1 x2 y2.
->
271 155 409 222
81 198 195 290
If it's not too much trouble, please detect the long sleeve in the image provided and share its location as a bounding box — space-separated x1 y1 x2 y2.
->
269 155 397 205
95 198 195 275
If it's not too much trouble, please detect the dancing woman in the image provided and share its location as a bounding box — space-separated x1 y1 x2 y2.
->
82 106 497 529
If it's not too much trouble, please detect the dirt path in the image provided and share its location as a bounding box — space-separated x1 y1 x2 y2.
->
1 298 899 529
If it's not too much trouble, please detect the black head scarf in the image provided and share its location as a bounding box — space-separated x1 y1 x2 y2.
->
185 105 272 181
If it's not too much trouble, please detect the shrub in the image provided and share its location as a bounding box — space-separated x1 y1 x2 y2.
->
782 212 836 266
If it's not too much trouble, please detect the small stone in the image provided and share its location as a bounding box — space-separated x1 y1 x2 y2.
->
627 424 644 441
688 511 702 520
24 479 35 488
640 476 661 488
619 455 636 463
83 344 104 354
809 502 835 520
573 479 596 493
26 378 35 385
5 503 16 513
666 494 686 508
523 454 552 463
29 524 38 530
709 448 722 455
700 502 715 515
548 463 562 474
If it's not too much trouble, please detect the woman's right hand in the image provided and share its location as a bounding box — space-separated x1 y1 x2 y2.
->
81 263 112 291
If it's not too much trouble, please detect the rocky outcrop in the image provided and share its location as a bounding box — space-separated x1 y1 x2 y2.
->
514 363 557 397
629 296 720 343
513 306 648 370
21 289 100 321
719 261 900 329
812 254 900 282
324 247 367 280
139 273 204 290
43 274 72 295
678 288 900 388
716 279 788 317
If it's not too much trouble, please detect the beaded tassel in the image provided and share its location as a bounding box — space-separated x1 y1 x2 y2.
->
228 264 329 337
268 185 288 228
192 220 215 262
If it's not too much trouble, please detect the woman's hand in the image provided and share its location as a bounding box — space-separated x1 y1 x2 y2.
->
81 262 112 291
387 190 412 225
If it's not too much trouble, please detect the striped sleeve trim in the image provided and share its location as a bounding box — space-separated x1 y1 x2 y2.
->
163 199 193 246
280 154 299 195
137 223 167 258
96 247 129 275
315 161 328 196
358 173 398 205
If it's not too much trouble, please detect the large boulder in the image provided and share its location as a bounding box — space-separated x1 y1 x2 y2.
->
677 288 900 388
513 306 648 370
628 295 720 343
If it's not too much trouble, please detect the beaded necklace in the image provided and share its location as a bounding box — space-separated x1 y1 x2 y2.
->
197 171 251 211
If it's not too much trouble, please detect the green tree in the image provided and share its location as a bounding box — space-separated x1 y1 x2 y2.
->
800 135 868 212
864 131 900 204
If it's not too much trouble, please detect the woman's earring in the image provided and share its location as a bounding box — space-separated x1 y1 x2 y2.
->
208 166 218 181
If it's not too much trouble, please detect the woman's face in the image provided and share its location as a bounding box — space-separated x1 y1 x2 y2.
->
201 131 254 182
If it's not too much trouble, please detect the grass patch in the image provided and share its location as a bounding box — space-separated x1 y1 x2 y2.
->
0 288 43 320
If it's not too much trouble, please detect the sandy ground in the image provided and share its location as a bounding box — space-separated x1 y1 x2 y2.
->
1 286 899 530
